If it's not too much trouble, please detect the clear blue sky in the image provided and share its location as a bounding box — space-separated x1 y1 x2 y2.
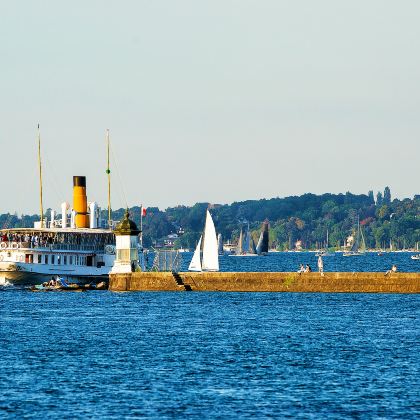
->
1 1 419 214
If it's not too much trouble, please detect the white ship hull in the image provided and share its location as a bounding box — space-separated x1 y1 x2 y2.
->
0 228 116 285
0 261 111 285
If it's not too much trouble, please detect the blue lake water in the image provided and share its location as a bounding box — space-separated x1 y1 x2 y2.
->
1 286 419 418
177 251 420 273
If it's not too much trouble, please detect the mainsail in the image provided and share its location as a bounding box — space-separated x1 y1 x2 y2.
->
188 235 202 271
243 224 251 254
237 228 243 254
350 233 360 252
250 237 257 254
201 210 219 271
256 220 269 255
359 226 366 252
348 217 366 255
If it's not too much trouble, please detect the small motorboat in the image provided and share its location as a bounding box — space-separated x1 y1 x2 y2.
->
315 251 334 257
29 276 107 292
411 254 420 260
30 277 84 292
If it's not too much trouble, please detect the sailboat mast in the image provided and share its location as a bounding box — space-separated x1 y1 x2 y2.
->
37 124 44 226
140 205 144 249
106 129 111 227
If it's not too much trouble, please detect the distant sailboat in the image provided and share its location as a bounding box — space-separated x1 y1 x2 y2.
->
316 229 334 257
343 217 366 257
230 223 258 256
256 220 269 255
217 233 224 255
236 227 244 255
243 224 250 253
188 210 219 271
251 237 257 254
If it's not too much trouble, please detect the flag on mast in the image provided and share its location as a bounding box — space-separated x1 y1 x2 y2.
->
141 206 147 217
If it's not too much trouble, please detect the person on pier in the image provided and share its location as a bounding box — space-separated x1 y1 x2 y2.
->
318 256 324 276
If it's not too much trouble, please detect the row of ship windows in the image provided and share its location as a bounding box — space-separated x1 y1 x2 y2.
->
28 254 94 266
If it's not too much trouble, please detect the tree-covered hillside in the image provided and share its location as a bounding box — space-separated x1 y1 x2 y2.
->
1 188 419 250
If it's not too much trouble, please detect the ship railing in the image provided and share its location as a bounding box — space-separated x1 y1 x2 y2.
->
46 244 106 252
0 241 106 252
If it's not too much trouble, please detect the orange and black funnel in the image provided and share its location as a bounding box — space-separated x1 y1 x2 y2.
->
73 176 89 228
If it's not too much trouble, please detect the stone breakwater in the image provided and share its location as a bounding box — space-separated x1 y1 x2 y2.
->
109 272 420 293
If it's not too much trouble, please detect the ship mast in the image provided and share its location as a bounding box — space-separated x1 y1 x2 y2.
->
106 129 111 227
37 124 44 226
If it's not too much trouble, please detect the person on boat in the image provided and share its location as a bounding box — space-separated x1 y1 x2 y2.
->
48 276 61 287
318 256 324 276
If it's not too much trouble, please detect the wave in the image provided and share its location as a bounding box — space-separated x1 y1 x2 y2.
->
0 277 12 287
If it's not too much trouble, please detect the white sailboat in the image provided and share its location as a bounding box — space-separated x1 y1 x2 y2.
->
188 210 219 272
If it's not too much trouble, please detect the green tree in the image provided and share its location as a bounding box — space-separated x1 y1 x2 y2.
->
376 192 383 206
377 205 390 220
368 190 374 204
383 186 391 205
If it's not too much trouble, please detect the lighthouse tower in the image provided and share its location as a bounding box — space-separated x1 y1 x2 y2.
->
111 209 141 273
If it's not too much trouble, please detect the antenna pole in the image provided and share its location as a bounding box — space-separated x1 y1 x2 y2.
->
106 129 111 228
37 124 44 226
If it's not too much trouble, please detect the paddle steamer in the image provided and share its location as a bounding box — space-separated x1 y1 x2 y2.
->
0 176 116 284
0 128 122 285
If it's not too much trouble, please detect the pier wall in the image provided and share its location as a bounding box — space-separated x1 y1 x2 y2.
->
109 272 420 293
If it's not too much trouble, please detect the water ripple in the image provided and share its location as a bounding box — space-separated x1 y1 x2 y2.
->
0 291 419 418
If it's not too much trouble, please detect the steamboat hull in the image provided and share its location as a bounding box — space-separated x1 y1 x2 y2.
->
0 262 110 285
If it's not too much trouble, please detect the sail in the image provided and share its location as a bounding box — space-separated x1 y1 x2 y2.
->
188 235 202 271
256 220 269 254
202 210 219 271
243 224 250 254
256 232 264 254
350 217 365 254
250 237 257 254
237 228 243 254
217 233 224 255
360 226 366 252
350 233 359 252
